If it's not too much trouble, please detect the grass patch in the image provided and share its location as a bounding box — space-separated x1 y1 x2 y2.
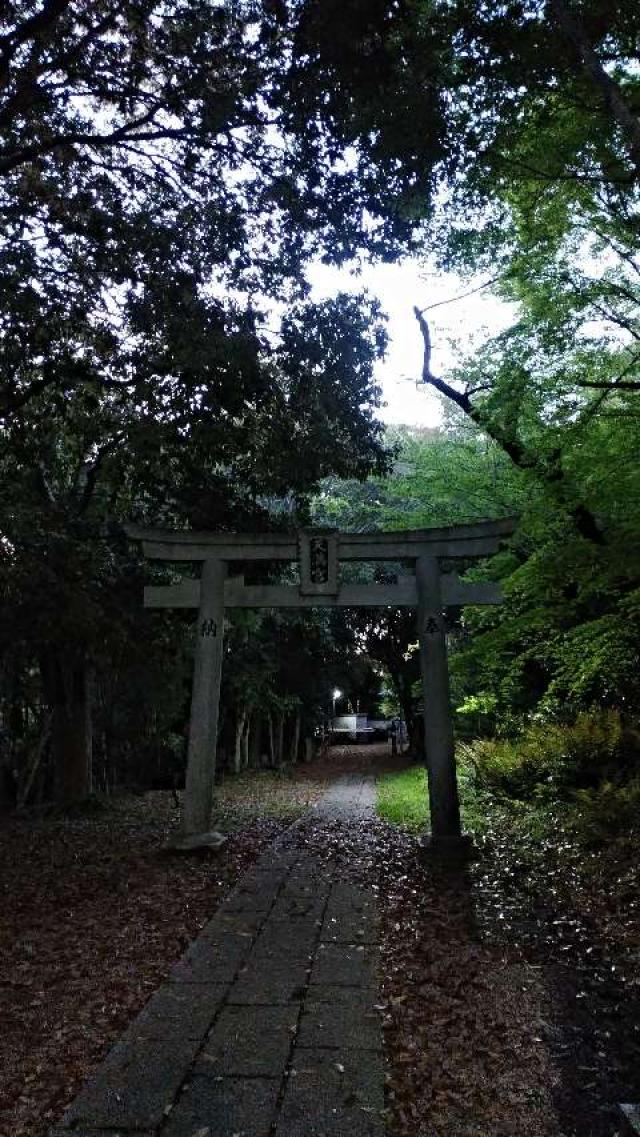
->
376 756 491 835
376 764 429 832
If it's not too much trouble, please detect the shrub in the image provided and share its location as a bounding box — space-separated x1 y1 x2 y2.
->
460 710 638 801
569 779 640 846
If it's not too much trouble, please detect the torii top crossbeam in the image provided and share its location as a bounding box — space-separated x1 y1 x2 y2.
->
128 517 515 563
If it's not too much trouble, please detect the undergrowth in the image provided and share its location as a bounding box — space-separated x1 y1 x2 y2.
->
377 710 640 848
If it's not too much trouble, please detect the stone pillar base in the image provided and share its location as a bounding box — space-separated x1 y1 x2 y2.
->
418 833 475 864
167 830 228 853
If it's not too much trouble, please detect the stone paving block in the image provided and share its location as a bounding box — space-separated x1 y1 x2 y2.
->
313 781 371 820
237 869 285 892
325 883 376 916
269 891 325 923
252 850 300 873
297 858 337 879
219 872 282 913
219 893 279 915
301 983 377 1006
280 887 331 911
161 1075 280 1137
322 907 379 945
298 989 382 1051
126 982 227 1040
311 943 379 988
51 1130 154 1137
230 954 310 1005
282 879 332 903
169 933 250 984
196 1004 297 1077
252 916 319 959
284 864 332 889
199 911 264 942
277 1047 384 1136
62 1035 201 1131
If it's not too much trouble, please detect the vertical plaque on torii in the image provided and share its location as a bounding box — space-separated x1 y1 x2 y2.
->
298 529 339 596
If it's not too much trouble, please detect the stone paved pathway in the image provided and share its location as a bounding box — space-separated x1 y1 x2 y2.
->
51 774 384 1137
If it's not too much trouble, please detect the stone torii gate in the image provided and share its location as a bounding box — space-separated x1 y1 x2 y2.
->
129 519 515 853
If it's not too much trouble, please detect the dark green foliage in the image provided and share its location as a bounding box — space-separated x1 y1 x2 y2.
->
460 711 638 799
280 0 452 248
459 712 640 847
316 421 640 799
569 779 640 845
3 1 438 803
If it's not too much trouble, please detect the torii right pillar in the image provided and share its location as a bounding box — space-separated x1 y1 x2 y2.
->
416 555 472 858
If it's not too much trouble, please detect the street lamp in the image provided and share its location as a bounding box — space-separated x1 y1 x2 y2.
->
331 687 342 719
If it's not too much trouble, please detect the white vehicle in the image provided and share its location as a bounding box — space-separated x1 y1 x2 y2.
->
330 714 375 743
368 719 392 740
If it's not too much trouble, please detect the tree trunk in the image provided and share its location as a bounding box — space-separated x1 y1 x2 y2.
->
249 714 262 768
547 0 640 177
17 712 51 810
414 307 605 545
276 712 285 767
233 708 247 774
387 663 420 756
41 651 93 803
267 713 275 767
400 689 420 756
291 711 301 764
240 715 250 770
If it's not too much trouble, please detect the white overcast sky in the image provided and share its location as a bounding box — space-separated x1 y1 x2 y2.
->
306 260 515 428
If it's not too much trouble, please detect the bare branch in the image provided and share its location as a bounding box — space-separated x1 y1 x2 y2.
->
413 305 606 544
413 305 474 416
418 274 505 314
465 383 493 397
76 436 125 515
577 378 640 391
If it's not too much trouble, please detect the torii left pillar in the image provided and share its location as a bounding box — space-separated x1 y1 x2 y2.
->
176 557 227 849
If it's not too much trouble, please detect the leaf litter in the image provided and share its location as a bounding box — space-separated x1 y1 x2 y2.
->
1 753 639 1137
0 791 289 1137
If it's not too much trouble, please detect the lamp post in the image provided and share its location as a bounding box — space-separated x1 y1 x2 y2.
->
331 687 342 723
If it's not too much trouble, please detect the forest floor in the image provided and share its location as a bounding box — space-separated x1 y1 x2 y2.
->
0 766 328 1137
377 812 640 1137
1 746 639 1137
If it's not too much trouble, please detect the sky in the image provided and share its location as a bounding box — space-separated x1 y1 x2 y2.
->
307 260 515 428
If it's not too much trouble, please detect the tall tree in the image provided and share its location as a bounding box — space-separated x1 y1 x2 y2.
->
0 0 452 418
401 1 640 544
2 0 449 800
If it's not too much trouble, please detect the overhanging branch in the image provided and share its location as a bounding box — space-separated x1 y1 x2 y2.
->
412 305 605 545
